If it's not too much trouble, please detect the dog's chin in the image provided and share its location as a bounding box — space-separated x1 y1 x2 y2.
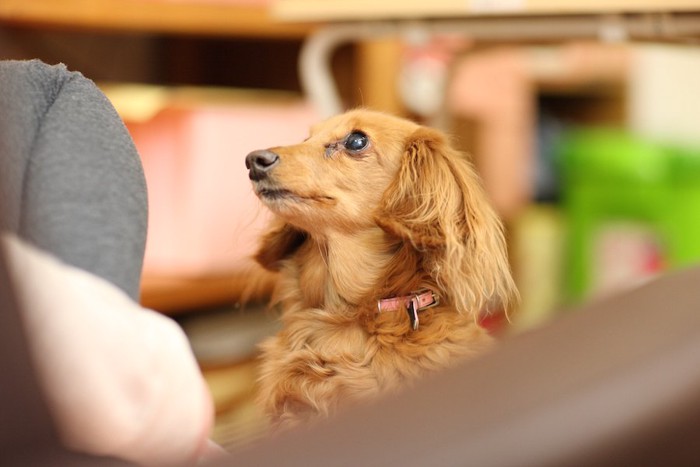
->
255 185 335 207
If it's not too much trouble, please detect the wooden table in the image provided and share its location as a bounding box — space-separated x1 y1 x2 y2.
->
271 0 700 116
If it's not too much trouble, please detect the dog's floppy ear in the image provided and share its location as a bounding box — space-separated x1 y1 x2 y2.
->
254 218 307 272
376 127 517 315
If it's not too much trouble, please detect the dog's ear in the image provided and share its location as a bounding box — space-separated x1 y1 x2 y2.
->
376 127 518 315
254 219 307 272
375 127 485 248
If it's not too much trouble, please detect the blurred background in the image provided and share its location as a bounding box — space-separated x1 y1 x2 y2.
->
3 0 700 451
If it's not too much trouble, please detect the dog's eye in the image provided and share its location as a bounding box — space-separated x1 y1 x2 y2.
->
343 131 369 153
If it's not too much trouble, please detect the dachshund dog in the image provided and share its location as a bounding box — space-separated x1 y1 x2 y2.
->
246 109 517 427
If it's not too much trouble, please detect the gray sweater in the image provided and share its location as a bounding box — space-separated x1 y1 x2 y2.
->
0 59 147 300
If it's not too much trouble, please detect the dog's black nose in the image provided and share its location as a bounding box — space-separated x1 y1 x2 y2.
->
246 149 280 181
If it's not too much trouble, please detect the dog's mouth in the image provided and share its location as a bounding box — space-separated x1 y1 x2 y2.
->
255 186 335 205
257 188 295 200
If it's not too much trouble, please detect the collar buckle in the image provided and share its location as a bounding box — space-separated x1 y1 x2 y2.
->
377 288 440 331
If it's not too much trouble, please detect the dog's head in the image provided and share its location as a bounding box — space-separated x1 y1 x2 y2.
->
246 109 419 234
247 109 517 314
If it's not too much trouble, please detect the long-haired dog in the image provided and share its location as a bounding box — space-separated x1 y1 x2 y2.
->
246 109 517 427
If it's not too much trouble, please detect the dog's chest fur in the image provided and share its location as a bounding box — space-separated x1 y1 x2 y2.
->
256 229 492 426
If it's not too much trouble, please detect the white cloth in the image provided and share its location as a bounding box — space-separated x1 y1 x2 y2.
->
2 234 221 465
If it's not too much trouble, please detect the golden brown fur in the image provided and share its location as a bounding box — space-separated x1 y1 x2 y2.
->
247 109 517 427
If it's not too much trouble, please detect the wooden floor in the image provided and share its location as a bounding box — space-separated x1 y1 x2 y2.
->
204 361 270 450
177 304 279 450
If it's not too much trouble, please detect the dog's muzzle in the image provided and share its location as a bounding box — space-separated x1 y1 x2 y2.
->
246 149 280 181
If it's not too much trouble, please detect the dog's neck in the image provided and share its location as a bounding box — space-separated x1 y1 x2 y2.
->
297 227 399 310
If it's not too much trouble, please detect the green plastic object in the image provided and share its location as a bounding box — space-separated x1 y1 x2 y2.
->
558 128 700 302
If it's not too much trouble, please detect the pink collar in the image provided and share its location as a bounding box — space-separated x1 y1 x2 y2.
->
377 289 439 331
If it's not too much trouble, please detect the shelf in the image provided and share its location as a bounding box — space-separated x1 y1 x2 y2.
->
140 271 275 314
273 0 700 22
0 0 316 38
